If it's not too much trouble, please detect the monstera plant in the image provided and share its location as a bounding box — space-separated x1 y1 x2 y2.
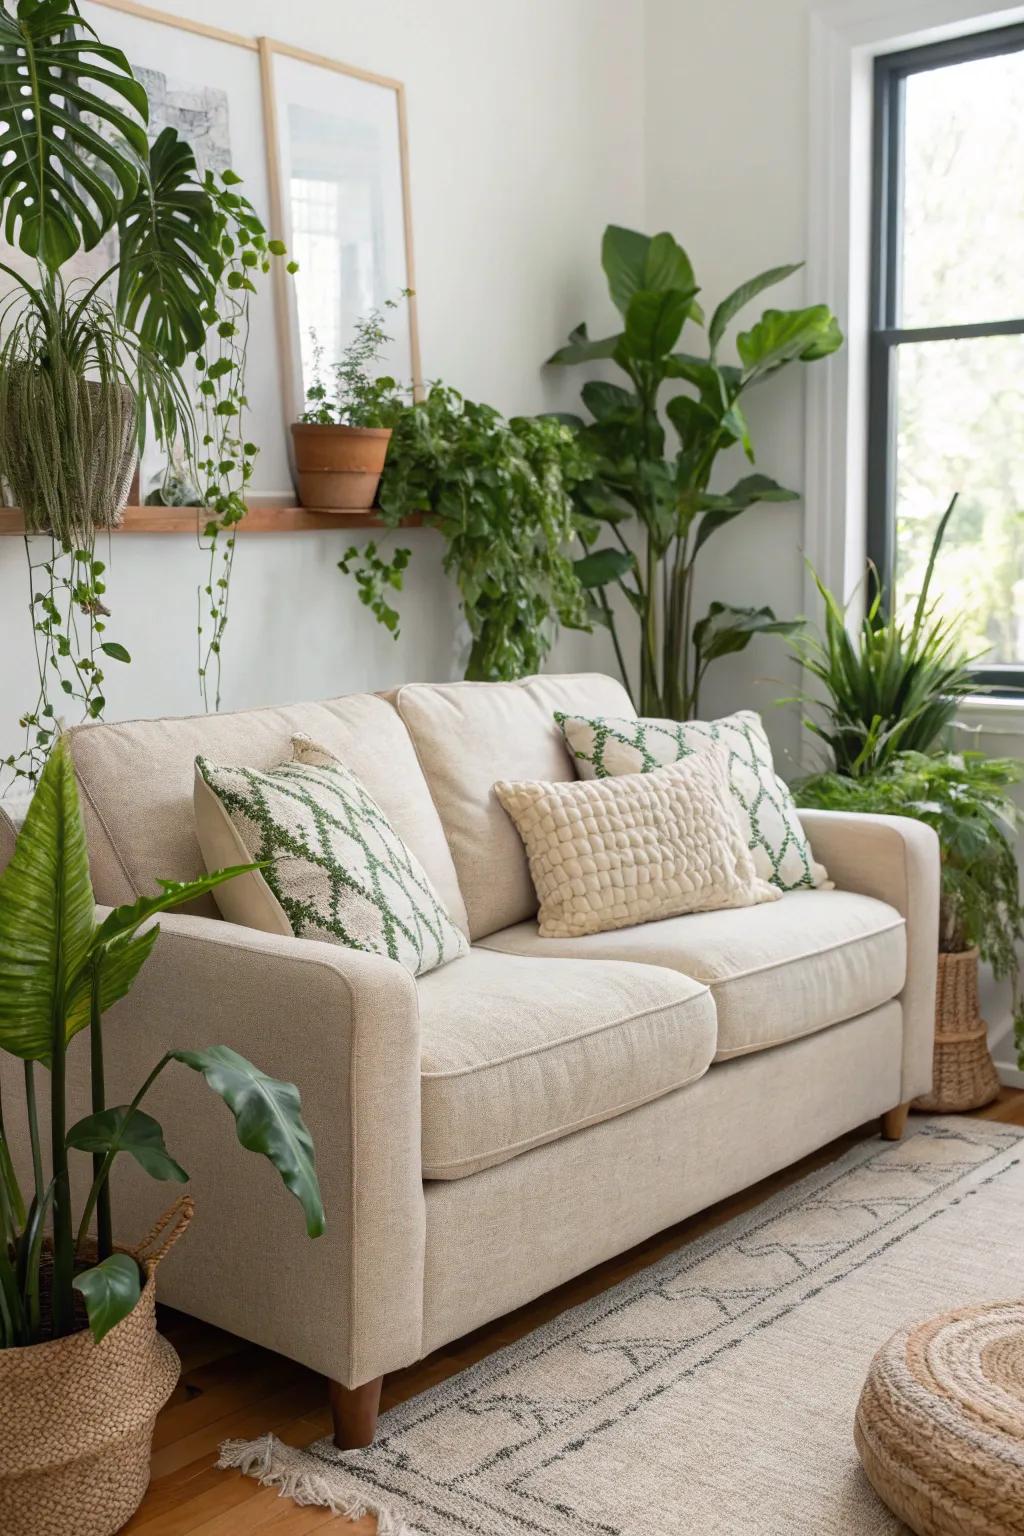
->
548 225 843 718
0 0 287 779
0 737 323 1352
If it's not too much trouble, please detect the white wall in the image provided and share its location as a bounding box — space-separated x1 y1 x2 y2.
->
0 0 638 767
645 0 815 776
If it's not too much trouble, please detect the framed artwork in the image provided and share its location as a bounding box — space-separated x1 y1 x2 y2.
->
258 39 421 431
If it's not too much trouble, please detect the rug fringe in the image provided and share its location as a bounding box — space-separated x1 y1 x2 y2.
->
217 1434 417 1534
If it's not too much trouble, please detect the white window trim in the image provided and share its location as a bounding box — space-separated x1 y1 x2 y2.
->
803 0 1024 623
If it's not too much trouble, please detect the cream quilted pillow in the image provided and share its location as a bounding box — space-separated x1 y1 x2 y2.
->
556 708 830 893
494 749 779 939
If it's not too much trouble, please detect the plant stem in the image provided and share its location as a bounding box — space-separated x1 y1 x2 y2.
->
23 1062 44 1208
90 964 112 1260
75 1053 172 1257
50 804 73 1334
598 590 634 706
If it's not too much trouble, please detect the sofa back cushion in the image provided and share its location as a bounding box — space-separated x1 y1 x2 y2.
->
394 673 635 939
67 693 470 929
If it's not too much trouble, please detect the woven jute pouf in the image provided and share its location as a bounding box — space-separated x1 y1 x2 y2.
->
0 1199 191 1536
913 948 1001 1113
855 1301 1024 1536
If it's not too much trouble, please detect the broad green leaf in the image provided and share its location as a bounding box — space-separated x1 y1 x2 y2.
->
644 233 700 317
99 641 131 663
693 601 804 665
574 548 636 588
171 1047 324 1237
601 224 652 314
665 393 719 446
64 865 255 1039
708 263 802 352
0 738 94 1064
581 381 637 422
67 1106 189 1183
73 1253 141 1344
721 400 755 461
624 288 693 362
116 127 221 367
546 322 623 366
692 474 799 554
737 306 843 382
0 2 149 268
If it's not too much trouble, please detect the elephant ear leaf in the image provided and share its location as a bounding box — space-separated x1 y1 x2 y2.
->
66 1106 189 1183
73 1253 141 1344
171 1047 325 1238
693 602 804 665
0 739 94 1065
0 2 149 268
116 126 221 367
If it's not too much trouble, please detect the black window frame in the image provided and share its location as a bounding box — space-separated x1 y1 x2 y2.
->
868 22 1024 692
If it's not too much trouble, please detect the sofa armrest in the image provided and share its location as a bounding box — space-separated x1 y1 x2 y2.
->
78 913 424 1387
798 810 940 1102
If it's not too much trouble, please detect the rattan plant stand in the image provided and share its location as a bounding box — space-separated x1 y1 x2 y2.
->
855 1301 1024 1536
913 948 1000 1113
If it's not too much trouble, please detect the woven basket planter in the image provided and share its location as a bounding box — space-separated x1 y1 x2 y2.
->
855 1300 1024 1535
913 947 1000 1114
0 1201 189 1536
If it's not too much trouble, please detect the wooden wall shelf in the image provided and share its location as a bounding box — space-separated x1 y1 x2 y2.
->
0 504 424 536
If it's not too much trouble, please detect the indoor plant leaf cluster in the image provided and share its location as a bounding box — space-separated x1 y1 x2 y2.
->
548 223 843 717
338 383 593 680
0 739 324 1348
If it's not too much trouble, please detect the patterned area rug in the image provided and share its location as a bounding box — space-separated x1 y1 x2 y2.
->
219 1118 1024 1534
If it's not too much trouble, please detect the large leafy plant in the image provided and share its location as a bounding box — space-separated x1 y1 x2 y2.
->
0 740 323 1348
338 384 592 680
548 224 842 717
0 0 288 774
788 496 986 777
795 750 1024 1061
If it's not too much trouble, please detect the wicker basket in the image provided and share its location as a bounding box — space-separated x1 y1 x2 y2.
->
855 1300 1024 1535
913 947 1000 1114
0 1199 190 1536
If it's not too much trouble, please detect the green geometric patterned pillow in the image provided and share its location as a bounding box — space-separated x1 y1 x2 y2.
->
194 735 467 977
555 709 830 893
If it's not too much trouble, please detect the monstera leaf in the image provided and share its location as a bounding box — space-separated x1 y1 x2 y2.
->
0 740 93 1065
116 127 222 366
0 0 149 268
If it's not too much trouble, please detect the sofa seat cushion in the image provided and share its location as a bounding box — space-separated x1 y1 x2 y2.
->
479 890 906 1060
416 947 715 1178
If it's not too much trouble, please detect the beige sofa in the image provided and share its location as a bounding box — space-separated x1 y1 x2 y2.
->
0 672 939 1446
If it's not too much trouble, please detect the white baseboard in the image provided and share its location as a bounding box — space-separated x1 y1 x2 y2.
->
995 1061 1024 1090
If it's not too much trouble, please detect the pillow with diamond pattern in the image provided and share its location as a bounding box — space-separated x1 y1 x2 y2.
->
194 735 467 976
555 709 830 892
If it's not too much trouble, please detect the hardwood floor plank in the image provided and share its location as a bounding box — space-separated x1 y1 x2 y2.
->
133 1097 1024 1534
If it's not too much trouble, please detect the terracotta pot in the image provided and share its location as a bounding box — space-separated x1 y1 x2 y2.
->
0 1262 179 1536
291 423 392 512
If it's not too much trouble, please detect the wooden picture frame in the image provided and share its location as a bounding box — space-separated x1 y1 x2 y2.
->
258 37 422 437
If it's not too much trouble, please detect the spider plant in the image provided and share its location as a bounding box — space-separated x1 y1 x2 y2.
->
0 739 324 1348
789 495 984 776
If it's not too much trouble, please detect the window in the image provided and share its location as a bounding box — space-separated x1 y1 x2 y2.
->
868 24 1024 688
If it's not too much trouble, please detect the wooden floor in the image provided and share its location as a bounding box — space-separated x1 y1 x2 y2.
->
127 1089 1024 1535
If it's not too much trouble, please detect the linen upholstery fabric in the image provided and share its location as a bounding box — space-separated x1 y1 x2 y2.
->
481 888 906 1058
420 1001 903 1350
0 805 15 877
195 737 466 978
557 708 829 892
65 693 469 933
494 752 778 940
394 674 635 940
416 948 715 1178
799 809 940 1102
33 912 427 1387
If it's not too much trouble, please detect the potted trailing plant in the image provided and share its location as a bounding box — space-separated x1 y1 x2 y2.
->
291 296 409 512
335 383 592 678
0 0 289 777
795 751 1024 1101
0 740 323 1536
546 224 843 715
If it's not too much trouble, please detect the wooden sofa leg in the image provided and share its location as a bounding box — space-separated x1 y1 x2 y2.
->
881 1103 911 1141
329 1375 383 1449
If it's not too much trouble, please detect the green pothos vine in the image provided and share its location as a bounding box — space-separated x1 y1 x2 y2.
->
191 170 293 711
